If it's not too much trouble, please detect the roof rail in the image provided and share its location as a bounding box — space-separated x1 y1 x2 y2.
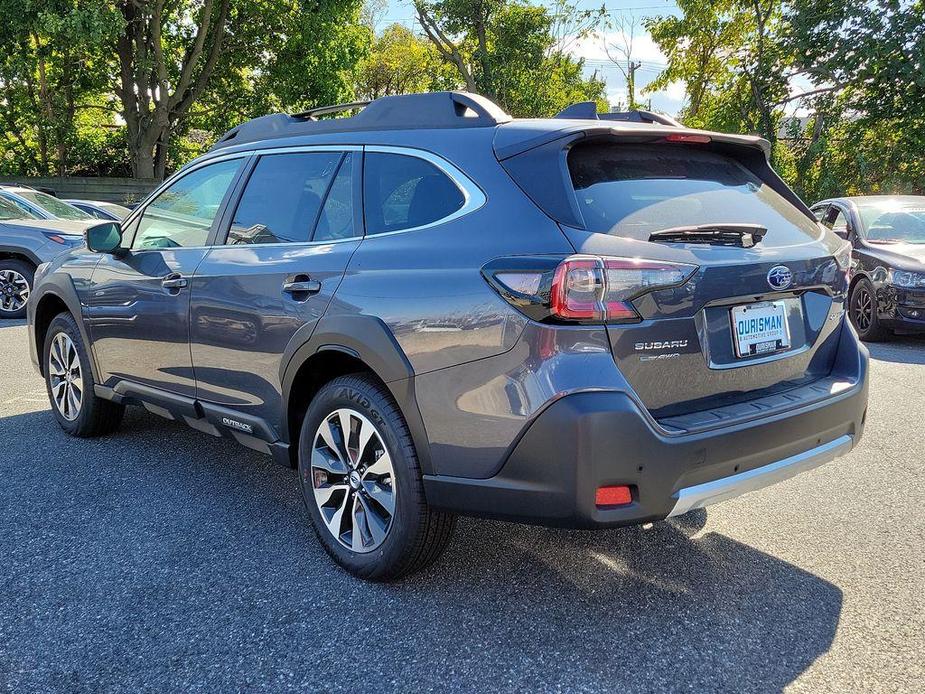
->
212 91 512 150
554 101 682 127
291 101 370 120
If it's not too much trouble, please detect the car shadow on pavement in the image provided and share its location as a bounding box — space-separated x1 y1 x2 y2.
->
866 334 925 364
1 407 842 693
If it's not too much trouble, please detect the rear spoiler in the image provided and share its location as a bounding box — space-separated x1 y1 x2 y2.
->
493 122 771 161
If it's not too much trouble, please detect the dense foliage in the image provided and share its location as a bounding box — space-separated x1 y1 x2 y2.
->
1 0 922 201
645 0 925 200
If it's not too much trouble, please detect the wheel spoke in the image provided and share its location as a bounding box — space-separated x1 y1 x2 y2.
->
314 482 349 508
67 384 80 417
318 416 350 465
337 409 356 463
351 494 368 551
363 450 392 478
359 495 389 546
311 446 349 476
356 416 376 465
323 489 351 540
362 480 395 516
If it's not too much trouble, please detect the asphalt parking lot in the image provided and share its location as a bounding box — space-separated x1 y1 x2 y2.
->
1 318 923 693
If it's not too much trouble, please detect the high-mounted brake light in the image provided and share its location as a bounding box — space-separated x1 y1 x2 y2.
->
665 133 712 144
482 255 698 325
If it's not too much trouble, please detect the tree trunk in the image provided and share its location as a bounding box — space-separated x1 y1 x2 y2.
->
132 145 156 179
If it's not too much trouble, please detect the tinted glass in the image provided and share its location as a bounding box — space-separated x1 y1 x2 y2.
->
567 144 818 239
830 209 849 235
134 158 242 249
363 153 464 235
314 154 358 242
18 191 92 220
0 196 35 220
228 151 342 245
100 202 131 219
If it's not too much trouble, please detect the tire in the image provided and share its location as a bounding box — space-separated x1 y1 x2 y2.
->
0 258 34 319
298 374 455 581
43 312 125 437
849 277 891 342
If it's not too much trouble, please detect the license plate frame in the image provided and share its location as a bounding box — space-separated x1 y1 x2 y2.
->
731 301 791 358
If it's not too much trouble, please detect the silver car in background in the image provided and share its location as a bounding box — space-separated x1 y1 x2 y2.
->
0 186 93 222
0 196 89 318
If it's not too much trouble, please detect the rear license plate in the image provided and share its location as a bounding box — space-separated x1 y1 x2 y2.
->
731 301 791 358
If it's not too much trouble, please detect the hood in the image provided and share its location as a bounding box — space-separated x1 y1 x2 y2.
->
0 218 94 234
862 242 925 270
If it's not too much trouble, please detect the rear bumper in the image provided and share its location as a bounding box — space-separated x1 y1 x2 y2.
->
423 327 869 528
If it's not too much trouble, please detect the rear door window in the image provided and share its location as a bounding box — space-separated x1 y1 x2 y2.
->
228 151 343 245
363 153 465 235
567 144 818 240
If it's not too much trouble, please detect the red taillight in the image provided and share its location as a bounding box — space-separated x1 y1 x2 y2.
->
596 485 632 507
665 133 712 144
549 256 696 323
550 258 601 320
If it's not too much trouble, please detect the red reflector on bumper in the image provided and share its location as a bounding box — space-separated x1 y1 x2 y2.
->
596 485 632 507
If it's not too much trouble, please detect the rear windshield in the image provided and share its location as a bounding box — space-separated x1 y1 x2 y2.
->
18 191 92 221
567 144 817 240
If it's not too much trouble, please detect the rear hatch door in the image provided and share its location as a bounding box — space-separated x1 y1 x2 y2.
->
501 133 849 420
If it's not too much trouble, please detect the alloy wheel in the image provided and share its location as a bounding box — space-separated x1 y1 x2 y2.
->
0 269 29 313
309 408 396 553
852 286 873 331
48 332 82 421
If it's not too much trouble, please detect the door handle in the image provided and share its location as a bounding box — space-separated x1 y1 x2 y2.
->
282 279 322 296
161 273 188 290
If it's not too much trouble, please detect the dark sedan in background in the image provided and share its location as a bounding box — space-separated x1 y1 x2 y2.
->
813 196 925 341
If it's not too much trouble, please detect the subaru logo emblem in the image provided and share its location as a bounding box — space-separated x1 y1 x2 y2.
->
767 265 793 290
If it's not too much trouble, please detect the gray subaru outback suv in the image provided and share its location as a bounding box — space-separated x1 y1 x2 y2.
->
27 92 868 580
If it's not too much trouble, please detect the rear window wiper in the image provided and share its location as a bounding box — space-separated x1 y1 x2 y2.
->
648 223 768 248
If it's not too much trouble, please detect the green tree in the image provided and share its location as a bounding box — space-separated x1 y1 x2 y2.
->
111 0 369 179
645 0 792 147
414 0 606 116
0 0 119 175
355 24 455 100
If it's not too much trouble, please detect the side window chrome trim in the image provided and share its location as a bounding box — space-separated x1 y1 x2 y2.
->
362 145 487 237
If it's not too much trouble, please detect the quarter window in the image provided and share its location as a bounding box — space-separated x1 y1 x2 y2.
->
228 151 343 245
133 158 243 249
363 152 465 235
314 154 358 242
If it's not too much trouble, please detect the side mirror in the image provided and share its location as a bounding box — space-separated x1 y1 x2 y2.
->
85 221 124 254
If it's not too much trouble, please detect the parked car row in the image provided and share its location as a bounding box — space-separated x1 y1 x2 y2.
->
0 185 131 318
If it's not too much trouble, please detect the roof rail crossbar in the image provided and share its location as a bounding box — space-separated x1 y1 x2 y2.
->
291 101 371 120
210 91 512 151
554 101 682 127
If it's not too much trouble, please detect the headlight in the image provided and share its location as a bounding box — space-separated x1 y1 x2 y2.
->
888 269 925 288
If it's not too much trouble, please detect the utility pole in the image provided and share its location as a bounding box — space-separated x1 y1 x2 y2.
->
627 60 642 109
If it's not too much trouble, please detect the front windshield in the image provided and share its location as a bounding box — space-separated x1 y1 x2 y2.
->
0 196 36 220
857 201 925 244
18 190 92 221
